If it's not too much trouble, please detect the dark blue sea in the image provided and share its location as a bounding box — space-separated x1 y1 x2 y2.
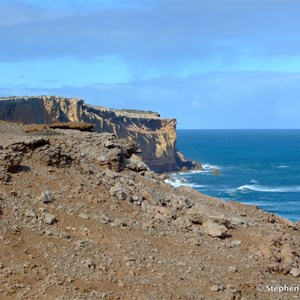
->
169 130 300 222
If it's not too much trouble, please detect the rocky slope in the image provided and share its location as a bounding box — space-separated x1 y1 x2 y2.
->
0 96 201 173
0 121 299 300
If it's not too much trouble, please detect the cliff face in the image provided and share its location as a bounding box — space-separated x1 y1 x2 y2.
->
0 96 201 173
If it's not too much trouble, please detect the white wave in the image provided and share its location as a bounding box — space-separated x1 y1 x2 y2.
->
274 165 289 169
177 170 206 176
164 178 185 187
164 178 204 189
190 170 207 174
187 184 205 188
250 179 259 184
202 163 221 170
237 184 300 193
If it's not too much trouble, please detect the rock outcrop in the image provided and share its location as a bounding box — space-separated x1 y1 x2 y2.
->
0 96 201 173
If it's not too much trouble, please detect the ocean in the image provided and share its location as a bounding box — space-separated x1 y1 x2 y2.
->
168 130 300 222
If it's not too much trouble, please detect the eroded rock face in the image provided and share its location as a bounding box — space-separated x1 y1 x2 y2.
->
0 96 201 172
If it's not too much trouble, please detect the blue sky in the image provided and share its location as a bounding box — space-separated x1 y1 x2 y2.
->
1 0 300 128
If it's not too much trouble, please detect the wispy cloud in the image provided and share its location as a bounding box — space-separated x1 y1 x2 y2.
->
1 0 300 66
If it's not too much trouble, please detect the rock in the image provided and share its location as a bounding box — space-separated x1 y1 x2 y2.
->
202 221 227 238
228 266 238 273
186 203 226 225
173 217 192 229
98 213 112 224
130 195 142 206
12 225 21 232
230 240 242 247
159 173 169 181
210 285 221 292
79 213 89 219
98 155 107 162
44 213 56 225
40 191 53 203
123 157 149 172
230 217 244 226
131 195 140 202
223 286 241 300
25 210 36 218
109 186 129 201
267 262 290 275
104 140 117 149
212 169 221 175
104 169 118 179
0 262 4 269
86 258 96 269
187 210 204 225
290 267 300 277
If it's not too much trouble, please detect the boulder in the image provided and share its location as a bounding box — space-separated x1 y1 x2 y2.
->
290 267 300 277
109 186 129 201
40 191 53 203
202 221 227 238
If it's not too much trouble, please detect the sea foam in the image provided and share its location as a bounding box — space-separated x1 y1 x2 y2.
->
164 178 204 188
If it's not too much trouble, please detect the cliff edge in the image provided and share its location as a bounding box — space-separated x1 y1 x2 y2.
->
0 96 201 173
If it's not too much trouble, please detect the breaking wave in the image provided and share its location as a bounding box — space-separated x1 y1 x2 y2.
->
164 178 204 188
202 163 221 170
237 184 300 193
273 165 290 169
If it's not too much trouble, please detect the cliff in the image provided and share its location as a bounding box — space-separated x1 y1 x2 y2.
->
0 96 201 173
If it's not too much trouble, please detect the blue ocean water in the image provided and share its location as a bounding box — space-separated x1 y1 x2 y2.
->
172 130 300 222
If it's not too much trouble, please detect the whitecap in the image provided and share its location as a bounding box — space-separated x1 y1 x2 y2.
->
164 178 186 187
177 170 205 176
250 179 259 184
237 184 300 193
201 163 221 170
275 165 289 169
164 178 204 189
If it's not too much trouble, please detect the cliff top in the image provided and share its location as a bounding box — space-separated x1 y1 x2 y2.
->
0 121 299 299
0 95 166 120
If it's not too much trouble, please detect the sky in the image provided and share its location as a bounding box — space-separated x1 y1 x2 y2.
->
1 0 300 128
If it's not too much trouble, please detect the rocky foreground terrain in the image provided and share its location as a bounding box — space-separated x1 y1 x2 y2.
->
0 121 300 300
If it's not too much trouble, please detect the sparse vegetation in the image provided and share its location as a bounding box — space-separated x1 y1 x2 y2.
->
121 108 158 115
24 122 94 133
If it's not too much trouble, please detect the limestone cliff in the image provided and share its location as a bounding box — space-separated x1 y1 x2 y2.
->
0 96 201 173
